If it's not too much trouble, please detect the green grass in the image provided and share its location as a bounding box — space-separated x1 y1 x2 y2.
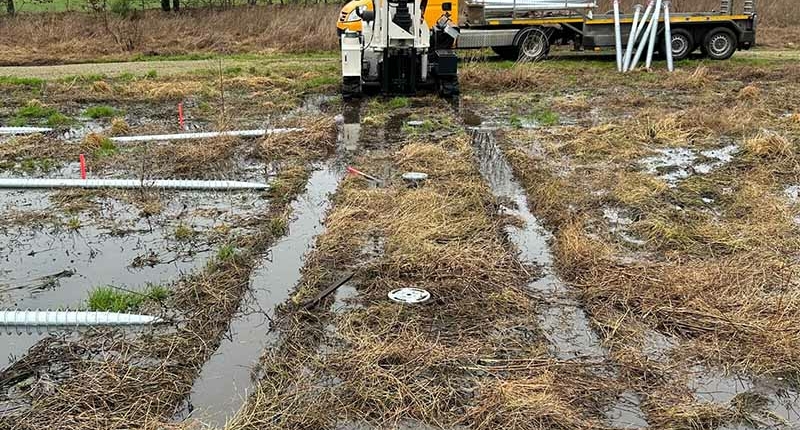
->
46 112 72 126
174 223 195 241
268 217 288 236
0 76 44 86
532 108 559 126
216 244 237 261
388 96 410 109
85 105 119 118
66 216 81 230
94 137 119 158
16 102 57 119
87 284 169 312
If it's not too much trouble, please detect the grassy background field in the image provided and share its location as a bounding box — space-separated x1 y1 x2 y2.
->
0 1 796 66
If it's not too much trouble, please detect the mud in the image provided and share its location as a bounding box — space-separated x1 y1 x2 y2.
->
184 163 343 427
0 188 267 368
471 127 609 362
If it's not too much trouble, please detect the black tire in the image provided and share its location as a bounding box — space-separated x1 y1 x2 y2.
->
664 28 694 61
438 76 459 98
342 77 362 101
702 27 737 60
515 27 550 62
491 46 517 61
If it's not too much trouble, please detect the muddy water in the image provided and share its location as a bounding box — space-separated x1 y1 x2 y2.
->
470 127 650 428
0 189 265 368
185 162 343 428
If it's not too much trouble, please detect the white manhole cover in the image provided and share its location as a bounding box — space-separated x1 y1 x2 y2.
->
402 172 428 182
388 287 430 304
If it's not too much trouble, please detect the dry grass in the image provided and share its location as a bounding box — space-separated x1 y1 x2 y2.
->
497 56 800 428
227 116 616 429
0 5 339 66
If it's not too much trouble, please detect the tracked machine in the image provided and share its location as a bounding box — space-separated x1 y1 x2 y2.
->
340 0 460 99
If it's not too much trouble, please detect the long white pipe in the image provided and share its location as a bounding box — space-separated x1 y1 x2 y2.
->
613 0 623 72
645 0 663 69
629 0 658 71
0 178 268 190
0 126 53 135
110 128 303 143
663 1 674 71
1 309 163 335
622 4 643 72
634 0 654 37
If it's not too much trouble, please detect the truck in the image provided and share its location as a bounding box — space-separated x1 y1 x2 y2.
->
338 0 757 62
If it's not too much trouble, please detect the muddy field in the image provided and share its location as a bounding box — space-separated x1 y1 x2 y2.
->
1 49 800 430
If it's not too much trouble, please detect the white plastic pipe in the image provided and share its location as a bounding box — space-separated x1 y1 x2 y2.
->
645 0 663 69
0 126 53 135
0 178 268 190
663 1 674 71
622 4 643 72
613 0 623 72
110 128 303 143
629 0 658 71
1 309 163 335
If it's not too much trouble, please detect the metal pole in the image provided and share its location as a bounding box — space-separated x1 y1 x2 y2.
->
629 1 657 71
645 0 662 69
663 1 674 71
0 178 269 190
1 309 163 335
622 4 643 72
0 126 53 135
613 0 623 72
110 128 302 143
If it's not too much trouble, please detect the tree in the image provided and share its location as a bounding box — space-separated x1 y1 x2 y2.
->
6 0 15 15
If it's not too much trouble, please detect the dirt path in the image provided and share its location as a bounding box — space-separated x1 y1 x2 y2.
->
0 56 337 79
0 49 793 80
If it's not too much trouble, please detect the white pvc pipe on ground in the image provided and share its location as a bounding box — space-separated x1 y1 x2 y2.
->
0 126 53 135
663 1 674 72
645 0 663 69
110 128 303 143
1 309 163 335
0 178 268 190
613 0 623 72
622 4 643 72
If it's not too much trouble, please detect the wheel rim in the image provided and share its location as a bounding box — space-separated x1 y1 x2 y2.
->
670 35 689 58
521 32 546 60
709 33 732 56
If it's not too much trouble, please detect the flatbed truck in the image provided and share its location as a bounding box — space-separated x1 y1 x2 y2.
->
338 0 757 62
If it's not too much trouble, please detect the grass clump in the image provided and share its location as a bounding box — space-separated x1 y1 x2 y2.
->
87 284 169 312
216 244 237 261
85 105 119 119
83 133 119 158
388 96 410 109
744 130 794 159
268 216 288 236
46 113 72 127
174 223 195 241
16 100 57 119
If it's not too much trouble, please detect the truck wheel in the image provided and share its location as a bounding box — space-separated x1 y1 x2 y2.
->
664 28 694 61
516 27 550 62
491 46 517 61
703 27 737 60
438 76 459 98
342 77 362 100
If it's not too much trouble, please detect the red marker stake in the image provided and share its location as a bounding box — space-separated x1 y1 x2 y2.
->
178 102 185 131
346 166 381 183
79 154 86 179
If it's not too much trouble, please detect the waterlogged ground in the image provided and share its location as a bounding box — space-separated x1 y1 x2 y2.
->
2 51 800 430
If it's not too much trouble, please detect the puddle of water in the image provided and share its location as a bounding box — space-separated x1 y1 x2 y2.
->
785 186 799 203
605 390 649 429
688 368 800 427
184 163 343 427
0 190 265 369
470 128 606 361
640 145 737 186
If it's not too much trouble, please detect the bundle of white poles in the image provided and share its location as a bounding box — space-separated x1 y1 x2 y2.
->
474 0 596 11
614 0 675 72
